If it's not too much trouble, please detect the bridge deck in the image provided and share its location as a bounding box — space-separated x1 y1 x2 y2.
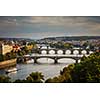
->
17 54 89 64
17 54 89 58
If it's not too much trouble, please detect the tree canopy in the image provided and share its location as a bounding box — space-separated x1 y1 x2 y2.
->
46 52 100 83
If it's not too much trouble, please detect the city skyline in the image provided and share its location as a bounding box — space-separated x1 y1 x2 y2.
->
0 16 100 39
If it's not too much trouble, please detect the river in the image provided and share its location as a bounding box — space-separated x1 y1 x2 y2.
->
0 46 92 81
0 58 75 81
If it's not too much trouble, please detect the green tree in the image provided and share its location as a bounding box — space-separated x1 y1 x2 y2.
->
17 50 23 56
45 52 100 83
26 72 44 83
71 52 100 82
0 75 11 83
10 50 16 59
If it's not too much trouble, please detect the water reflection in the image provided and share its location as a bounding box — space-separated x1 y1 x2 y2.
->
7 63 70 81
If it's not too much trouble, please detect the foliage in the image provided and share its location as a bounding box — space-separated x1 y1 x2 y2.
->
28 42 37 49
45 52 100 83
25 72 44 83
71 52 100 82
13 72 44 83
0 75 11 83
50 42 73 49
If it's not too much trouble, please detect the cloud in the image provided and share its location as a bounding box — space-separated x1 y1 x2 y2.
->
0 16 100 38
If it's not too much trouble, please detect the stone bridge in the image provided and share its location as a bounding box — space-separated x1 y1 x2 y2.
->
17 47 94 64
32 48 94 55
17 55 87 64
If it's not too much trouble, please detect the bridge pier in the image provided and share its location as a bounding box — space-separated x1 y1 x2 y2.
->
38 49 41 54
79 50 81 55
40 46 42 49
75 59 78 63
17 58 26 63
71 50 73 54
47 50 49 54
87 50 90 55
63 50 66 54
75 58 80 63
54 58 58 64
55 50 58 54
34 58 38 63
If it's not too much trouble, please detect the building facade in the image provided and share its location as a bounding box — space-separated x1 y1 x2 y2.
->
0 43 13 55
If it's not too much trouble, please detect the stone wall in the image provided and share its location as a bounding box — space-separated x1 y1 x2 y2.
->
0 58 17 69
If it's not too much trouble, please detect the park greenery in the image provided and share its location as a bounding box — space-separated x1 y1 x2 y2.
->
0 52 100 83
50 42 73 49
17 42 37 56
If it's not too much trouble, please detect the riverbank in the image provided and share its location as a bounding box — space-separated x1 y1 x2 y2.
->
0 59 17 69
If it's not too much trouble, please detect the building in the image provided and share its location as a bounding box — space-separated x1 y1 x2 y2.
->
13 45 21 52
0 43 13 55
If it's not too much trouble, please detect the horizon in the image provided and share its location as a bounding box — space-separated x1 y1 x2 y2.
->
0 35 100 40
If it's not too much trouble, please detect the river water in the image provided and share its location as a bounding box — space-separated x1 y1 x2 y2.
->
0 47 92 81
11 58 75 81
0 58 75 81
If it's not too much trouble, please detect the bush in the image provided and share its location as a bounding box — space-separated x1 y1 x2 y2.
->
26 72 44 83
0 75 11 83
14 72 44 83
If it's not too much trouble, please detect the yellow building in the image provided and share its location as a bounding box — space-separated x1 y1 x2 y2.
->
0 43 13 55
26 45 33 50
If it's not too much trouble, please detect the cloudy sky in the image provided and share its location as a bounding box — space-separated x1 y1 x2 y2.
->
0 16 100 39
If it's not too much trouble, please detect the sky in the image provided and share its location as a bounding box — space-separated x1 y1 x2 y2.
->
0 16 100 39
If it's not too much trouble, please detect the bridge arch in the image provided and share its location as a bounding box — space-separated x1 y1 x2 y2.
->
57 50 63 54
41 50 47 54
73 50 79 55
81 50 87 54
57 58 76 63
35 57 79 64
65 50 71 55
49 50 55 54
89 51 94 54
34 57 55 64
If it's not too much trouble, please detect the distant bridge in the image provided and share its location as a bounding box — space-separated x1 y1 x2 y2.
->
32 47 94 55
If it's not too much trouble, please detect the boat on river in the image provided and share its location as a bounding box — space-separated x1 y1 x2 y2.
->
5 68 18 74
